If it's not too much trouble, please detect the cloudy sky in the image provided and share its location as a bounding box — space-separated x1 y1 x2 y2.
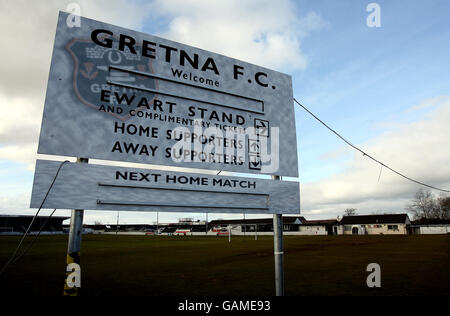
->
0 0 449 225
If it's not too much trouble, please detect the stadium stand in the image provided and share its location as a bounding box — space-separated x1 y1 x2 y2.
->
0 215 69 234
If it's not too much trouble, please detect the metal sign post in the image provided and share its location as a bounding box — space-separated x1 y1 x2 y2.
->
243 213 246 239
272 175 284 296
63 157 88 296
156 212 159 234
116 211 119 234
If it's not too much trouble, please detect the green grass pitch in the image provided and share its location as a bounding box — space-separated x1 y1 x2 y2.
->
0 234 448 296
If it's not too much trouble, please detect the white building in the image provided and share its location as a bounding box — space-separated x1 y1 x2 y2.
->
298 219 337 235
411 219 450 234
337 214 411 235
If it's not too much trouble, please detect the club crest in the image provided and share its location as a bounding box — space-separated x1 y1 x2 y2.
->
66 36 157 120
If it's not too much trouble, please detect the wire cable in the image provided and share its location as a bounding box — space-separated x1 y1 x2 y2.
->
0 160 70 276
293 98 450 193
11 208 57 265
377 165 383 184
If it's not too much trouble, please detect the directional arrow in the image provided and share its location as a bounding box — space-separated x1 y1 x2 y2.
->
259 127 268 136
254 119 269 137
251 160 261 167
248 154 261 170
250 141 260 152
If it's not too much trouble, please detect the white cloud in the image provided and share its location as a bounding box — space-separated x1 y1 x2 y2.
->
149 0 325 71
301 97 450 219
406 95 447 112
0 95 41 147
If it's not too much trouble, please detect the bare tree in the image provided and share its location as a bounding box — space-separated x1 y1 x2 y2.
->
344 208 356 216
436 196 450 220
406 189 439 220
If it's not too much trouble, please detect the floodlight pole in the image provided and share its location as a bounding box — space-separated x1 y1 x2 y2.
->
272 175 284 296
63 157 88 296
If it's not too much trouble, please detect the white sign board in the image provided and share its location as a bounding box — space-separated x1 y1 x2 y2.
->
37 12 298 177
31 160 300 214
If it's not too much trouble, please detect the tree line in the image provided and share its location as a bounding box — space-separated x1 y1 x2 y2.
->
341 189 449 221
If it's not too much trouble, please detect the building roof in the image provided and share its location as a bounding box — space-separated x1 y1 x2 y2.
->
209 216 305 226
0 215 69 220
339 214 410 225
